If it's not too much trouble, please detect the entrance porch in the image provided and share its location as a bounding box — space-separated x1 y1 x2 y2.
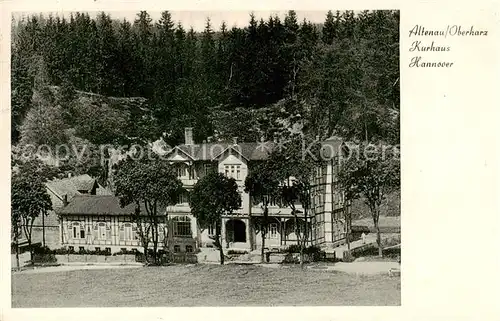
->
251 216 313 251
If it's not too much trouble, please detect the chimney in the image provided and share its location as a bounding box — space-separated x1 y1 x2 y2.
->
184 127 193 145
67 172 72 178
62 194 68 206
232 137 238 145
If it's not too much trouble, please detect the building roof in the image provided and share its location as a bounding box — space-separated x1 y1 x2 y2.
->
56 195 166 216
45 174 111 200
175 141 276 161
46 174 94 198
168 137 347 162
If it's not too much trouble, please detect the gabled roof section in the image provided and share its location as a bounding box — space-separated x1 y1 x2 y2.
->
211 144 249 161
164 146 195 161
46 174 96 200
56 195 166 216
172 141 276 161
166 138 351 162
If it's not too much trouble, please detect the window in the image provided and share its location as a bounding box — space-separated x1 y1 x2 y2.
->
269 223 278 239
121 223 133 241
79 246 84 252
186 245 193 253
178 192 190 204
174 245 181 253
95 247 101 252
68 246 74 252
72 222 84 239
98 223 106 240
105 247 111 254
173 216 192 237
121 248 127 252
204 164 214 175
208 224 215 236
177 165 193 179
224 164 241 180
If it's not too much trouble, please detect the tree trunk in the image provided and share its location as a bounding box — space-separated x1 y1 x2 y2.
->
293 213 304 268
299 243 304 269
345 207 351 253
217 234 224 265
152 221 159 265
15 231 20 272
42 212 46 248
376 224 382 257
28 239 33 263
261 227 266 263
143 243 149 263
300 209 310 270
371 204 383 257
261 202 269 263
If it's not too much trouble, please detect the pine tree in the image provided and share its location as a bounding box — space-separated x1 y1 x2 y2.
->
96 12 120 95
134 11 154 97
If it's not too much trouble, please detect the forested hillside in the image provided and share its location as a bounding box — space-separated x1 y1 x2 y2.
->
11 10 399 147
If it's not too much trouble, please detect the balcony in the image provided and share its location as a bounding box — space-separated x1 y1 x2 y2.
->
180 178 198 186
250 203 303 217
167 203 191 213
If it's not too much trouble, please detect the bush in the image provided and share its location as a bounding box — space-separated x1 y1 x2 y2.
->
381 235 401 247
113 249 137 256
305 246 326 262
343 251 355 262
283 253 300 264
285 244 301 253
283 245 326 262
352 245 401 259
33 246 58 264
54 248 73 255
227 249 248 255
52 247 113 255
33 253 57 264
33 246 53 255
135 250 170 265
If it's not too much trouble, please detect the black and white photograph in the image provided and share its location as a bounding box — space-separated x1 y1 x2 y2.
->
10 9 401 307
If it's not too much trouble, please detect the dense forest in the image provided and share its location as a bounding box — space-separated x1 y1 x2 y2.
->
11 10 399 148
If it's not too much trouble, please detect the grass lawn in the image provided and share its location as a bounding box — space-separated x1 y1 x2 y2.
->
12 264 400 307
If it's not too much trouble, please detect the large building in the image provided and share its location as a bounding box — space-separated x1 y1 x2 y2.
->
164 128 349 252
53 128 350 254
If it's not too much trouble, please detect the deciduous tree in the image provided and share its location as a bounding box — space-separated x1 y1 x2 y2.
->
269 134 321 267
114 154 184 264
190 172 241 264
11 170 52 263
338 142 400 256
244 161 281 263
